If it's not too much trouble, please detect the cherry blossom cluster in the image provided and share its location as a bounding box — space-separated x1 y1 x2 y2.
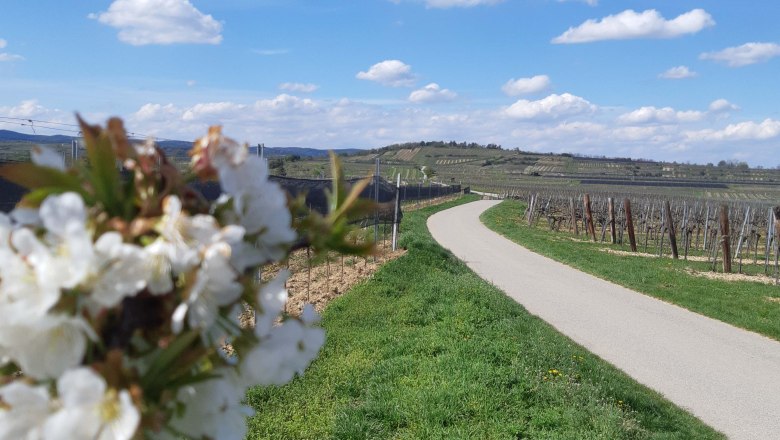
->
0 119 361 439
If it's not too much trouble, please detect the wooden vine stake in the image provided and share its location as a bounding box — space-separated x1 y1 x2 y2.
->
624 198 637 252
664 200 679 259
774 206 780 284
608 197 617 244
569 197 578 235
583 193 597 242
720 204 732 273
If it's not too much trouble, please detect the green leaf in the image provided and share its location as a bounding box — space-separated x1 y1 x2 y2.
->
20 187 92 207
0 163 85 193
140 330 200 392
78 115 124 216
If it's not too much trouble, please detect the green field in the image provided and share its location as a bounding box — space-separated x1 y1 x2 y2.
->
245 196 722 439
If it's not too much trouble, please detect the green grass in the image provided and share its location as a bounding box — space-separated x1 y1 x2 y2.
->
245 196 721 439
482 200 780 342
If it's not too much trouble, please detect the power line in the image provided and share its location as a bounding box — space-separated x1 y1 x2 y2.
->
0 116 179 142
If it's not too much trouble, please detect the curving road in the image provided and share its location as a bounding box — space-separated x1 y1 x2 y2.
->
428 200 780 440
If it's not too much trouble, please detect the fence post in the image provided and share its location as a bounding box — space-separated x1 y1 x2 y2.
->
664 200 679 259
766 207 775 274
569 197 578 235
392 173 400 252
735 207 751 273
774 207 780 284
624 198 637 252
720 204 732 273
374 158 380 243
583 193 597 242
608 197 617 244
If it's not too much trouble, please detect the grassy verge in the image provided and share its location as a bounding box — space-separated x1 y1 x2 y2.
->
482 200 780 341
246 196 721 439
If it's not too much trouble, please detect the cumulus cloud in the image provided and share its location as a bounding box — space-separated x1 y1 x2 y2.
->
0 53 23 62
659 66 697 79
252 48 290 56
557 0 598 5
552 9 714 44
390 0 503 8
0 100 58 119
356 60 417 87
708 99 739 113
502 75 551 96
408 83 457 103
700 42 780 67
90 0 222 46
686 119 780 142
279 82 319 93
505 93 595 120
423 0 503 7
0 38 24 62
618 106 704 124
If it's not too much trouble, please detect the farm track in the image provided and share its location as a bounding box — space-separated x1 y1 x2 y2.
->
429 200 780 440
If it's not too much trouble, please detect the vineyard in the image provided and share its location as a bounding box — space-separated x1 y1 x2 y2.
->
516 188 780 283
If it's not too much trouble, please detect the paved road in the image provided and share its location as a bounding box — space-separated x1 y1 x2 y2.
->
428 200 780 440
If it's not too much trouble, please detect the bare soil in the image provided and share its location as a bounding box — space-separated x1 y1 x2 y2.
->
683 267 779 286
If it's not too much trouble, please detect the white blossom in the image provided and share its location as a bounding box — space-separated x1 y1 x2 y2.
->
39 192 87 238
27 193 96 290
0 244 60 318
168 369 252 440
0 212 11 247
242 315 325 386
88 232 148 307
177 242 242 332
142 239 174 295
0 381 51 440
43 368 140 440
218 156 297 262
9 207 40 227
254 270 289 338
0 315 95 380
31 145 65 171
156 195 199 274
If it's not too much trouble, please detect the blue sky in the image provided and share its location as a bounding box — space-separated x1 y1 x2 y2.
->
1 0 779 166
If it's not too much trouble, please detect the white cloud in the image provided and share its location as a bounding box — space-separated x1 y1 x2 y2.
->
502 75 551 96
659 66 697 79
356 60 417 87
408 83 457 103
252 48 290 56
686 119 780 142
10 93 776 165
186 80 197 87
618 106 704 124
279 82 319 93
505 93 595 120
552 9 714 44
0 38 23 62
700 42 780 67
90 0 222 46
558 0 598 6
1 100 54 119
708 99 739 113
133 103 181 121
390 0 503 8
423 0 503 8
0 53 23 62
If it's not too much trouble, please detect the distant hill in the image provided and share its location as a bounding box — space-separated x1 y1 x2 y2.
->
0 129 362 158
0 130 74 143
